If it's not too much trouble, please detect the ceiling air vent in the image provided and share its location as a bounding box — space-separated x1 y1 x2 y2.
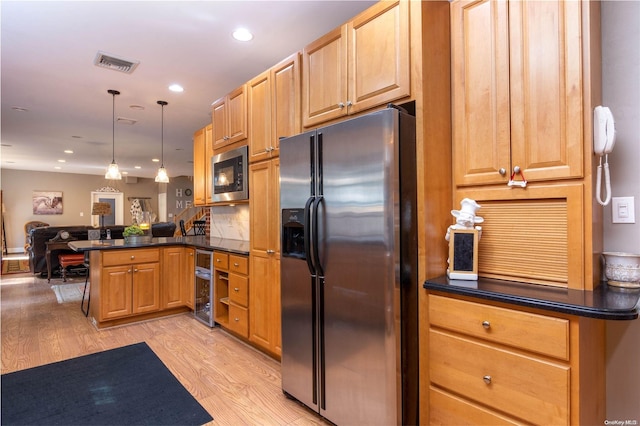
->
94 51 140 74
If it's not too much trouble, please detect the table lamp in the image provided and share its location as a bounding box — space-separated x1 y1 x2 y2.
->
92 202 112 240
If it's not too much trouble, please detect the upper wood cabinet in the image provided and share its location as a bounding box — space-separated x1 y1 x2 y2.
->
302 0 410 127
212 84 247 149
193 124 213 206
248 52 301 163
452 0 584 187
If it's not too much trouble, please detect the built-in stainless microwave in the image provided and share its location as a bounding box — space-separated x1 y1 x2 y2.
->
211 145 248 202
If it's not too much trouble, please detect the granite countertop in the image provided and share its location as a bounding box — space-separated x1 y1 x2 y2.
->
68 236 250 256
424 275 640 321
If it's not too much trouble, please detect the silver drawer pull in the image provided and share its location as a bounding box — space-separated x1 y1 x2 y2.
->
234 317 240 322
266 249 275 254
234 287 239 292
483 375 492 385
234 262 239 267
130 255 135 260
482 320 491 329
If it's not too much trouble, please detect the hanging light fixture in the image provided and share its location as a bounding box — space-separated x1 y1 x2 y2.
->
155 100 169 183
105 89 122 180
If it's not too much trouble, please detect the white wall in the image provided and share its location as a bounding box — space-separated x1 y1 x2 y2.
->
602 0 640 420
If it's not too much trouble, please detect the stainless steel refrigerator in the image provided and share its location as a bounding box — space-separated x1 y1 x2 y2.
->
280 106 418 425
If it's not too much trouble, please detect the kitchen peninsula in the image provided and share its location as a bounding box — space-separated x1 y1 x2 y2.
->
69 237 249 329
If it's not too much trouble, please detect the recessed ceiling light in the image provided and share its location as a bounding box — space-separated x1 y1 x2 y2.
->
152 158 160 163
54 166 61 170
122 171 129 175
134 166 142 169
64 150 74 154
232 28 253 41
58 159 66 163
169 84 184 93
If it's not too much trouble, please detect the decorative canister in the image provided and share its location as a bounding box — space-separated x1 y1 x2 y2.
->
602 252 640 288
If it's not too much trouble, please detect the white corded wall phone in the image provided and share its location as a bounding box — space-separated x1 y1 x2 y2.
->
593 106 616 206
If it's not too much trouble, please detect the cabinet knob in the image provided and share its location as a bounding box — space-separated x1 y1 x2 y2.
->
346 100 353 107
234 287 239 292
234 262 239 267
127 269 132 273
267 249 275 254
134 268 138 273
483 375 492 385
216 259 221 262
338 102 345 108
499 168 507 176
482 320 491 329
130 255 135 260
513 165 521 174
234 317 240 322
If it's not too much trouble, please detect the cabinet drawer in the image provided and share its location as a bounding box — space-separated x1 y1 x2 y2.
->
429 386 519 425
213 252 229 270
102 249 159 266
429 329 569 425
229 274 248 307
428 294 569 360
228 304 249 338
229 254 248 275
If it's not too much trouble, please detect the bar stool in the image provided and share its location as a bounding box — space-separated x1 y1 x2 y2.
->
81 252 91 317
58 253 85 282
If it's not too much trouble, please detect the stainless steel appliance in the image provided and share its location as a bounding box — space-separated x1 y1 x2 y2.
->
211 145 248 202
194 249 214 326
280 106 418 425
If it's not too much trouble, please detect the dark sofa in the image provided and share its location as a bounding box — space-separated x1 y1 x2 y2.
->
27 222 176 275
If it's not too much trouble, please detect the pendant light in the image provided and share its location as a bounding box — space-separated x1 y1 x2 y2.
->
155 100 169 183
105 89 122 180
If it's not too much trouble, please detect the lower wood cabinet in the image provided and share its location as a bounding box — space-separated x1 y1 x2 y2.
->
89 247 191 328
424 293 605 425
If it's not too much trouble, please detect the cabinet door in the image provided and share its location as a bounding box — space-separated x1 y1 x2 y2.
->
227 85 248 144
132 262 160 314
193 127 207 205
162 247 184 309
452 0 511 186
248 70 272 162
302 25 348 127
212 98 228 149
184 248 195 309
249 160 272 254
249 252 272 348
204 124 214 204
348 0 410 115
271 52 301 155
101 265 132 320
509 0 583 181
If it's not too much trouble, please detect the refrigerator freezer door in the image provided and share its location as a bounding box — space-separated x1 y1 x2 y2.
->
280 130 320 412
319 109 401 425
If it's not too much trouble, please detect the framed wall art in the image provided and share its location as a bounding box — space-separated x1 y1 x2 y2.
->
32 191 63 215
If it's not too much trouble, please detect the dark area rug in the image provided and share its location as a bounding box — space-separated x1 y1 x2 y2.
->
1 342 213 425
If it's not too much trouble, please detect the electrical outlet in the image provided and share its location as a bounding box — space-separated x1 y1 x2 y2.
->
612 196 636 223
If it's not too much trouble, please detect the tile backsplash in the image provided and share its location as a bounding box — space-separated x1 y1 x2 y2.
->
209 204 249 241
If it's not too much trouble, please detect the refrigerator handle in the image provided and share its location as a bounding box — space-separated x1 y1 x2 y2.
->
312 196 324 277
304 196 316 275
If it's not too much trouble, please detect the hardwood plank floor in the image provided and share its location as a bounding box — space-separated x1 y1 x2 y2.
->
1 272 331 426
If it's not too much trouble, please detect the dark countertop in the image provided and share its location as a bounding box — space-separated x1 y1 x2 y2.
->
68 236 250 256
424 275 640 321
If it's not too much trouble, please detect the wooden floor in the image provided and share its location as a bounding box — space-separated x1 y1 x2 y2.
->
1 272 331 426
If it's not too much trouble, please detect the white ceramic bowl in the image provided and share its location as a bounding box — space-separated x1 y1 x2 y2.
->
603 252 640 288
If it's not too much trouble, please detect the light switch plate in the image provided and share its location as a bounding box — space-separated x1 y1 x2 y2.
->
612 196 636 223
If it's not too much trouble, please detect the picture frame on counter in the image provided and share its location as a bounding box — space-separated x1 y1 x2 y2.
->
447 228 479 280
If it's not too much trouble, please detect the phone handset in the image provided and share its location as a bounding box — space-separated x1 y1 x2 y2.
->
594 106 616 206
